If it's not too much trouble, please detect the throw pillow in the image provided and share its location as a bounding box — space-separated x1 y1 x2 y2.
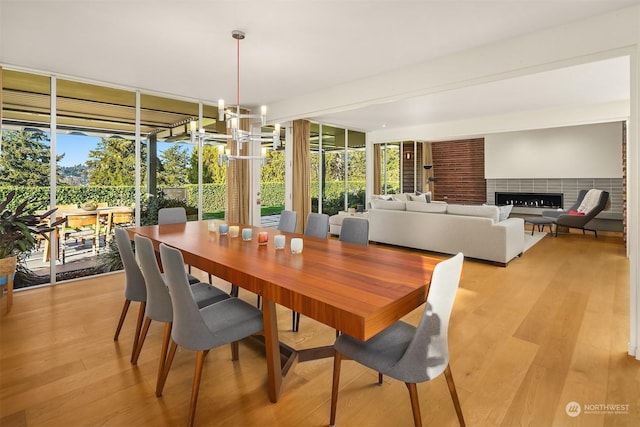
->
569 210 585 216
498 205 513 221
409 194 427 203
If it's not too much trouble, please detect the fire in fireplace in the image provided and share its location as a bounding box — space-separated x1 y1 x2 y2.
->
495 192 563 209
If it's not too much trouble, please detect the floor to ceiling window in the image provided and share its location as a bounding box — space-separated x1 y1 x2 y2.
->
1 69 225 288
1 70 53 286
260 125 286 225
310 123 365 215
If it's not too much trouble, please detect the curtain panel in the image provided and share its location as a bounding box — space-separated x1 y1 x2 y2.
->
292 119 310 233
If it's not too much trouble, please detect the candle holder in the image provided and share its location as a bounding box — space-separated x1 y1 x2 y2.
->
274 234 285 250
258 231 269 245
242 228 253 241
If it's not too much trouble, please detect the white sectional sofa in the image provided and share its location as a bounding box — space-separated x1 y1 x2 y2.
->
368 199 525 266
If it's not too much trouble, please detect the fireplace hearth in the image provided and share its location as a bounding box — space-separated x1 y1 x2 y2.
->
495 192 563 209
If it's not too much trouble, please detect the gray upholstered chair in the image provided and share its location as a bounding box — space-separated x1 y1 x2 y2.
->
131 234 230 394
330 252 465 427
157 207 187 225
304 212 330 238
291 212 330 332
338 217 369 246
250 210 299 308
157 207 211 283
158 243 264 427
277 210 298 233
113 227 147 362
542 189 609 238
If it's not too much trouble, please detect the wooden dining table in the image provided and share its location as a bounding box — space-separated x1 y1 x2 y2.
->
41 206 134 262
127 221 441 403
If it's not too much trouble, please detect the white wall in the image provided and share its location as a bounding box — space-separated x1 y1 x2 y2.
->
485 122 623 179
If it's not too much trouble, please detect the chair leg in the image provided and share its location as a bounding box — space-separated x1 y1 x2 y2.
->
131 302 146 363
230 284 239 297
230 341 239 361
378 372 383 385
157 340 178 397
208 273 212 284
113 299 131 341
155 322 172 396
187 350 209 427
405 383 422 427
443 364 466 427
131 316 152 364
329 350 343 426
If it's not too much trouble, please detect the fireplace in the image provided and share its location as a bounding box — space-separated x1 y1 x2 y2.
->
495 192 563 209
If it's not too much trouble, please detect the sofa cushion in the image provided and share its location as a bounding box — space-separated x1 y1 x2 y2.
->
406 201 447 214
447 204 500 222
371 199 406 210
372 194 394 201
409 194 427 203
392 193 413 202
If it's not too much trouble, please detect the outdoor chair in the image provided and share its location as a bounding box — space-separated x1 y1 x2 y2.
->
61 213 101 263
330 252 466 427
131 234 229 395
158 243 264 427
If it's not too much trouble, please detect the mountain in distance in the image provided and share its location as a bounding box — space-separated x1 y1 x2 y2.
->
60 164 89 185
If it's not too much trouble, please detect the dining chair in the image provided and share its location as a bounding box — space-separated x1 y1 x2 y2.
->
277 210 298 233
304 212 330 238
157 207 211 284
251 209 299 308
330 252 465 427
158 243 264 427
291 212 330 331
113 227 147 361
157 207 187 225
338 217 369 246
131 234 230 394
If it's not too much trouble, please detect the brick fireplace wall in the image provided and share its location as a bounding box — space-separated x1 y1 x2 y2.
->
431 138 485 204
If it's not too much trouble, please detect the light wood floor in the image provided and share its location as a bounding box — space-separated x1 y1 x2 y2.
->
1 230 638 426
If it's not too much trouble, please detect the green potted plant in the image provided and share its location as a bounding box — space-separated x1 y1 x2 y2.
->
0 190 66 278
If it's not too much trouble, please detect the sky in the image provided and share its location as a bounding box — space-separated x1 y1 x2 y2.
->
56 134 99 167
55 134 192 167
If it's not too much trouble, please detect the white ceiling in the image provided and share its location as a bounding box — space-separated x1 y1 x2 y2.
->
1 0 638 132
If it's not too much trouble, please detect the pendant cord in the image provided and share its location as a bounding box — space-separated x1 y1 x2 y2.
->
236 36 240 111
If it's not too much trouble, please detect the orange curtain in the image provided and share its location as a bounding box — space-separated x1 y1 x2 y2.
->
373 144 381 195
226 113 250 224
292 119 310 233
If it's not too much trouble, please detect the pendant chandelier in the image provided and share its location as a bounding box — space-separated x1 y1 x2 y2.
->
191 30 280 164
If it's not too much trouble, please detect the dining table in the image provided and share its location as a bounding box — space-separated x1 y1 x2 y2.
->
41 206 134 262
127 220 441 403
